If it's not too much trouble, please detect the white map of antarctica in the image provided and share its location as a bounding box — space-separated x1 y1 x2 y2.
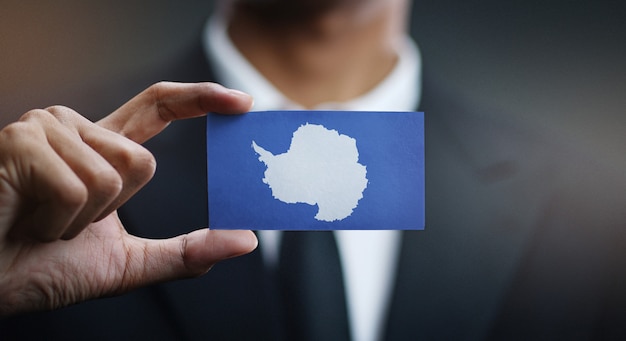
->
252 123 368 222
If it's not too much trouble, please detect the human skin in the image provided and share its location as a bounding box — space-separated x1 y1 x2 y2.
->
228 0 409 108
0 82 258 316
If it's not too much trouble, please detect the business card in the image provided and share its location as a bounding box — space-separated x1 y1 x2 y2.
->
207 110 424 230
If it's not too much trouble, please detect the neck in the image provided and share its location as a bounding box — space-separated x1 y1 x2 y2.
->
228 1 409 108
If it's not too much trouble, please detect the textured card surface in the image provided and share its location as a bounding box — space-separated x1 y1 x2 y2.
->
207 110 424 230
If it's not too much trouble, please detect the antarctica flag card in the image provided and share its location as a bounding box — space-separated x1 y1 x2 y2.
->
207 110 424 230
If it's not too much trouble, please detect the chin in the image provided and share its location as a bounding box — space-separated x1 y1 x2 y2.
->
234 0 371 22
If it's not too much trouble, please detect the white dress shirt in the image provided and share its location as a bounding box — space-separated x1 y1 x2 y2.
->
203 12 422 341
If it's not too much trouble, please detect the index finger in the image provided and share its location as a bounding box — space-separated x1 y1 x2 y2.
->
97 82 253 143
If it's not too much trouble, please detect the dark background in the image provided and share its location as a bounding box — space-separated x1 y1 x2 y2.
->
1 1 625 166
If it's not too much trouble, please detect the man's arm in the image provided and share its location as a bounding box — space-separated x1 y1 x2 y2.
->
0 82 257 317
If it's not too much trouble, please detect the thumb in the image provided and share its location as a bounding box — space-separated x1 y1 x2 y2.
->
127 229 258 286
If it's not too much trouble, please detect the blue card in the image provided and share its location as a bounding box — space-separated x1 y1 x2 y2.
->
207 110 424 230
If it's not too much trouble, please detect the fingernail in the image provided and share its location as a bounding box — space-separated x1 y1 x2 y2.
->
228 89 254 110
227 88 249 97
215 230 258 259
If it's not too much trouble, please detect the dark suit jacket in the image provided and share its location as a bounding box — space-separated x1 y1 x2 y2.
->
2 34 626 341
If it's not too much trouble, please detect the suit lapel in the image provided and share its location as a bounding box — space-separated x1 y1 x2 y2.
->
383 79 544 339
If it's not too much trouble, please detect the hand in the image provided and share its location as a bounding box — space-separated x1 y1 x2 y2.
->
0 82 257 316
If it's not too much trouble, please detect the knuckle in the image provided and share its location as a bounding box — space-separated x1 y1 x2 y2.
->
0 122 44 152
44 105 73 116
44 105 80 124
150 81 169 90
57 180 89 210
18 108 54 123
116 144 157 183
150 81 175 92
18 106 82 128
0 121 31 139
90 167 124 199
147 81 173 104
149 81 175 122
132 147 158 181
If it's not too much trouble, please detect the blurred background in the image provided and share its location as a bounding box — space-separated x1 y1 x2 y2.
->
1 0 625 163
0 0 213 124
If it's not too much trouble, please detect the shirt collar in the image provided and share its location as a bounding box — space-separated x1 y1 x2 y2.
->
203 11 422 112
